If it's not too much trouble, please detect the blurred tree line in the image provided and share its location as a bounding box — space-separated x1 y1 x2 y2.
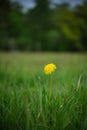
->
0 0 87 51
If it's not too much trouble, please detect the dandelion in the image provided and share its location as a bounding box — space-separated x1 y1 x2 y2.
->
44 63 56 75
44 63 57 98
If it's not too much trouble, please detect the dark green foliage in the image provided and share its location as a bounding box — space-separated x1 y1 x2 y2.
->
0 0 87 51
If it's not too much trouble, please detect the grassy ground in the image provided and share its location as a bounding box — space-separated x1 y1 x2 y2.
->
0 52 87 130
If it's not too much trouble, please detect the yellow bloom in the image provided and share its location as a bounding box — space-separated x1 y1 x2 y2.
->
44 63 56 75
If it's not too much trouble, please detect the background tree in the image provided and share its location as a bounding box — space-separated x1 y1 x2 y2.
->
74 1 87 50
9 2 27 50
27 0 51 51
0 0 11 50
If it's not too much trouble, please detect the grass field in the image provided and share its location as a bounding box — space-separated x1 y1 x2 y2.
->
0 52 87 130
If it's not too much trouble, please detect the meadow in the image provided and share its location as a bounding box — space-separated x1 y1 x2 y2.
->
0 52 87 130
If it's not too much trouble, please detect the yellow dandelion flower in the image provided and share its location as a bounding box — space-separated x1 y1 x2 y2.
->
44 63 56 75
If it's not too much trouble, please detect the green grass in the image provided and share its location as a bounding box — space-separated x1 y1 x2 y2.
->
0 52 87 130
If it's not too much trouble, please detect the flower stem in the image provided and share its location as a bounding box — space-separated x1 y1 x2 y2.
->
49 75 52 99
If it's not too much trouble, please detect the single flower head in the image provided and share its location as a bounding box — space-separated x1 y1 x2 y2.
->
44 63 56 75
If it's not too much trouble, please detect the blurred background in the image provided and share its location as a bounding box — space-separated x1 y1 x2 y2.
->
0 0 87 52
